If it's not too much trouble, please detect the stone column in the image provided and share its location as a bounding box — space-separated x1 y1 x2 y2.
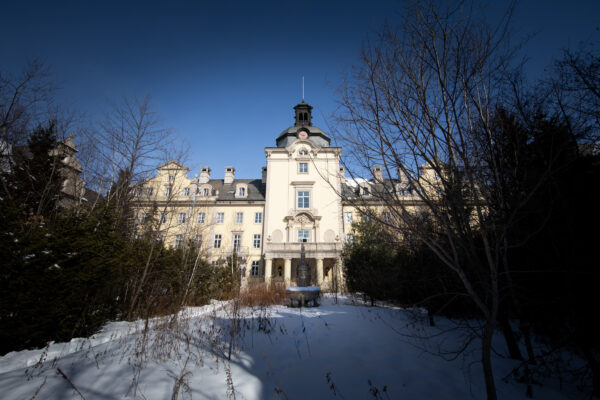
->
316 258 324 286
264 258 272 285
284 258 292 286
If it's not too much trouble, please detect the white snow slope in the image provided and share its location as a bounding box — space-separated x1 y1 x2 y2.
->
0 295 583 399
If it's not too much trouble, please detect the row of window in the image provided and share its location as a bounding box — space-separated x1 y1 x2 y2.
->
148 211 263 225
173 233 262 250
209 260 260 276
171 231 355 250
141 185 248 198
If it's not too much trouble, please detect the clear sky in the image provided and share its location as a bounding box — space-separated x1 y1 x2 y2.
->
2 0 598 179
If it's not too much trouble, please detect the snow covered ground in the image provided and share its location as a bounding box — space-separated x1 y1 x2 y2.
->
0 295 584 399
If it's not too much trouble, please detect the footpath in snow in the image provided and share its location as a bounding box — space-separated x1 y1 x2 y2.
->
0 295 582 399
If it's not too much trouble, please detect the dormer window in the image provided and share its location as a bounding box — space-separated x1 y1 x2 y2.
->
360 186 369 196
235 183 248 198
202 185 211 197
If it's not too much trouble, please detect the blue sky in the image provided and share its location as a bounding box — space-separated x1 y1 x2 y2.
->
2 0 599 179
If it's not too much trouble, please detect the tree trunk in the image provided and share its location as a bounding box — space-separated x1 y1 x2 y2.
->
482 320 498 400
499 310 523 360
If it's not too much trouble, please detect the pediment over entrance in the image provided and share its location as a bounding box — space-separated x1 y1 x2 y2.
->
284 210 321 226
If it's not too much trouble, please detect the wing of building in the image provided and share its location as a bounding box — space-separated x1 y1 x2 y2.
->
134 101 421 289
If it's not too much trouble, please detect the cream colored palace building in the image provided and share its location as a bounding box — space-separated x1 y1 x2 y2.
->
134 101 418 289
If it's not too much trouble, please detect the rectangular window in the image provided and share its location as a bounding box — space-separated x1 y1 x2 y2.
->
146 187 153 196
214 234 222 248
297 191 310 209
298 229 310 242
254 212 262 224
382 211 391 223
233 234 241 250
346 234 354 244
203 187 210 196
164 187 171 196
194 234 202 246
238 187 245 197
251 260 259 276
174 234 183 249
211 260 219 267
197 212 205 223
216 212 224 224
298 162 308 173
184 187 190 196
178 212 186 224
235 212 243 224
344 212 353 224
168 175 175 182
253 234 261 248
139 212 147 224
160 212 167 224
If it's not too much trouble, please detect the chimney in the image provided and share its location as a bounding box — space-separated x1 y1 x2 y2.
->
224 166 235 184
371 166 383 182
199 167 211 184
397 167 407 183
262 166 267 184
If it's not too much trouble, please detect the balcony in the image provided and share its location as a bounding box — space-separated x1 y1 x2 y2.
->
264 242 342 259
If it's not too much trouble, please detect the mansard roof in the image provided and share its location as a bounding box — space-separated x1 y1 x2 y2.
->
276 125 331 148
205 178 265 201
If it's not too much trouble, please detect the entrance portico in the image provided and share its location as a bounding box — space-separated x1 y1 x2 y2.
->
263 242 343 288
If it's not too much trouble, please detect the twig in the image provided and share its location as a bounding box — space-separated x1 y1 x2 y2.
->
57 368 86 400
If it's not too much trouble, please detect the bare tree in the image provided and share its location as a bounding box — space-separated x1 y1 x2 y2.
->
333 1 525 399
96 95 172 231
0 60 54 148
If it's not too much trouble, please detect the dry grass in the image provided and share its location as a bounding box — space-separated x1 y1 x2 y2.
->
238 283 287 307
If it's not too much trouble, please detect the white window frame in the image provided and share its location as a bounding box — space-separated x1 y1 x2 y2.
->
177 213 186 224
251 260 259 276
298 229 310 242
197 212 205 224
298 162 308 174
235 212 243 224
254 212 262 223
214 234 222 249
238 187 245 197
164 187 171 196
297 190 310 209
346 234 354 244
146 187 153 196
203 187 210 196
253 234 261 249
344 212 353 224
168 175 175 182
184 187 190 196
174 234 183 248
216 212 224 224
233 234 242 251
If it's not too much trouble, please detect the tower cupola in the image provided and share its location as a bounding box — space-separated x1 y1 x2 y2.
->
294 101 313 126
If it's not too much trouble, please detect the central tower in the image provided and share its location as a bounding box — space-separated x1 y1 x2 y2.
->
262 101 344 289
